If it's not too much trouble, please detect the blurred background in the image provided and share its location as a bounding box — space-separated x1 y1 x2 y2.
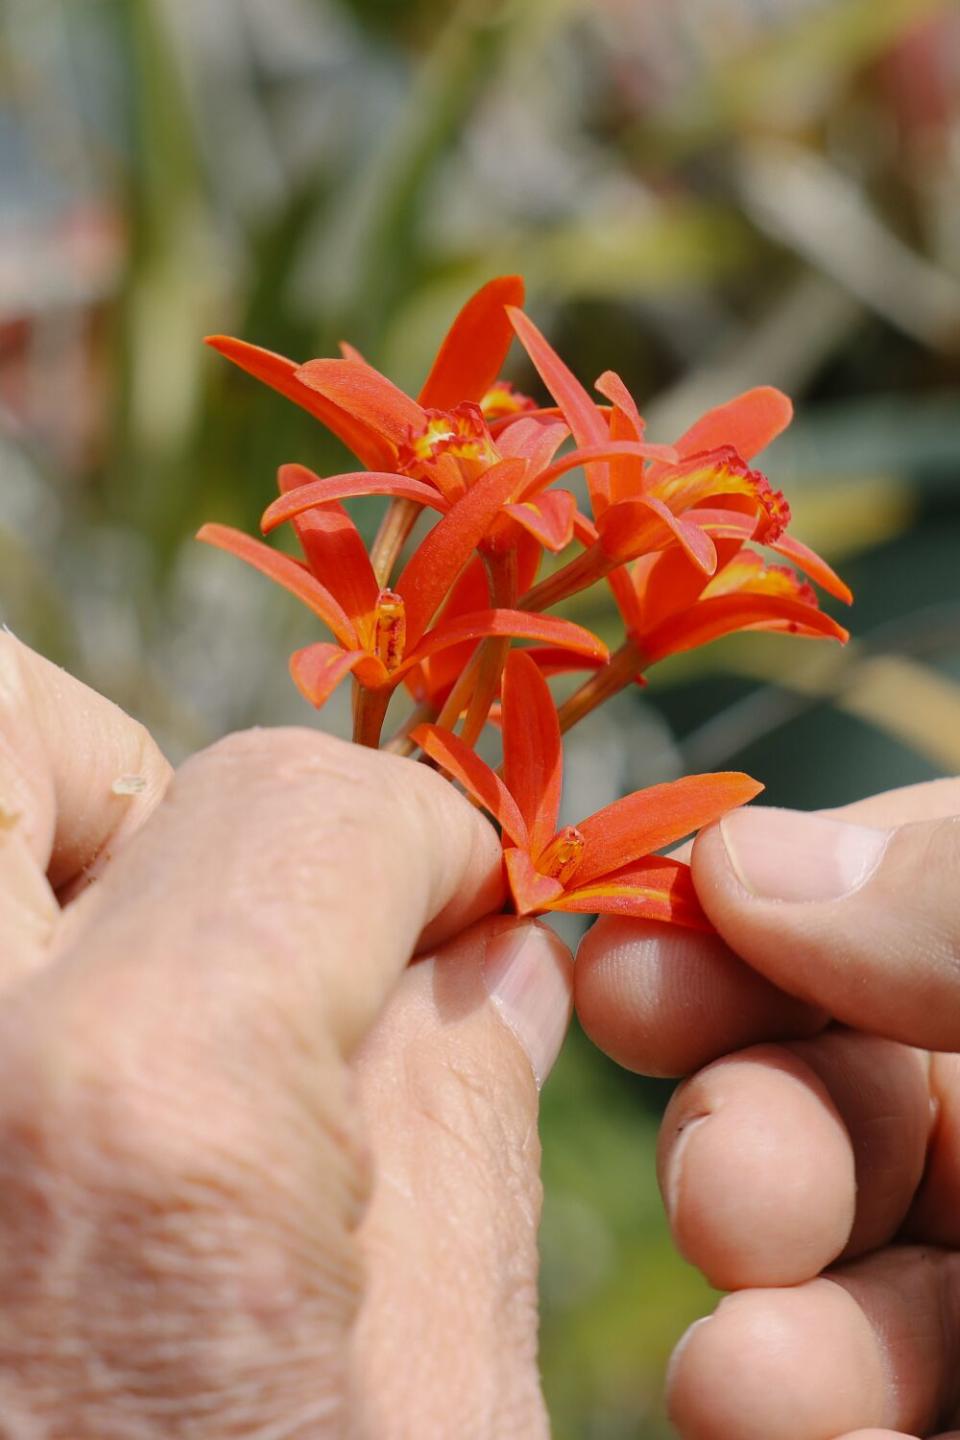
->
2 0 959 1432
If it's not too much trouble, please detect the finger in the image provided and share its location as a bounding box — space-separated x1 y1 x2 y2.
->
658 1031 931 1290
905 1053 960 1246
574 781 960 1077
691 795 960 1051
838 1433 960 1439
0 727 505 1433
0 633 171 889
575 919 826 1077
0 635 171 981
350 916 572 1437
668 1247 960 1440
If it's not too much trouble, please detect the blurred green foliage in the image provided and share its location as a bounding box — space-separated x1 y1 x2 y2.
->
2 0 959 1432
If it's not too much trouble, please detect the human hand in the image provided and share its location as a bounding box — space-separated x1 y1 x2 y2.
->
577 776 960 1440
0 634 573 1438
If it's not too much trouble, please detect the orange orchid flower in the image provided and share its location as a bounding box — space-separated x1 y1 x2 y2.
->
196 459 607 723
207 276 527 473
507 308 804 611
412 650 763 928
526 529 851 731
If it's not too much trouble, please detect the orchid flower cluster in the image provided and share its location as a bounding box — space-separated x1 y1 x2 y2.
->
199 276 851 931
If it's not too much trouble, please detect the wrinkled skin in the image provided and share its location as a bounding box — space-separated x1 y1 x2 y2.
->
2 631 960 1439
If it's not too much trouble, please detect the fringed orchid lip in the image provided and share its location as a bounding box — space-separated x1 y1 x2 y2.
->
412 650 763 929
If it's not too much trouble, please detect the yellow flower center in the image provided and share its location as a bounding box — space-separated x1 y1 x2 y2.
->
538 825 585 885
374 589 406 670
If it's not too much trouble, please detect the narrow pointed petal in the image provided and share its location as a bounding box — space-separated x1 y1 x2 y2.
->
401 608 608 673
275 466 381 638
262 470 445 533
641 593 849 663
595 370 646 437
511 646 606 677
575 772 764 887
502 490 577 551
552 857 709 929
504 847 565 916
395 458 526 645
507 307 612 509
196 523 358 648
295 359 425 447
670 386 793 464
206 336 393 470
418 275 526 410
598 496 718 573
500 650 564 855
289 643 369 709
769 532 853 604
338 340 369 364
411 724 529 847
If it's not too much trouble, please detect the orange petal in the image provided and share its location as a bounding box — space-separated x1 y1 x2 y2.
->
575 772 764 886
262 469 446 533
418 275 526 410
598 495 718 574
401 608 608 673
395 457 526 645
206 336 394 471
289 644 370 708
769 532 853 605
496 417 568 471
295 359 425 448
412 724 528 847
502 650 563 857
668 386 793 465
502 490 577 552
594 370 646 437
521 439 680 501
276 466 380 634
504 846 565 916
507 307 612 509
196 523 358 648
551 857 710 929
641 593 849 663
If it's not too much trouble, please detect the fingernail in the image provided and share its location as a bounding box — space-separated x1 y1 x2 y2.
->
720 808 889 902
483 923 573 1088
663 1111 711 1224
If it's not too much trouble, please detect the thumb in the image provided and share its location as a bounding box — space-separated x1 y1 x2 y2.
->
349 916 571 1440
692 802 960 1050
0 727 510 1434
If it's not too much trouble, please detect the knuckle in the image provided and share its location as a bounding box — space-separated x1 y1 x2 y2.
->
0 987 366 1429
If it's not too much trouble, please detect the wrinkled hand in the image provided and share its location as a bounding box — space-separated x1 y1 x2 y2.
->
579 776 960 1440
0 634 572 1438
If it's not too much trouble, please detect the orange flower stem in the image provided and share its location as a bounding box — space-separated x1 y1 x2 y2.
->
556 638 645 735
518 544 611 613
353 682 391 748
370 497 422 588
458 547 518 749
432 652 482 737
